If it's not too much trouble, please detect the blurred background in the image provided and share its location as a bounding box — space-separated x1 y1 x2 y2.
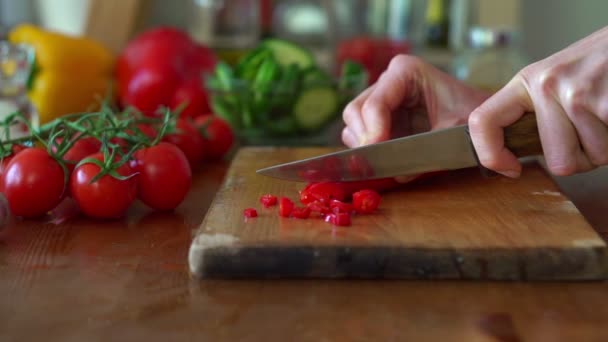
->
1 0 607 146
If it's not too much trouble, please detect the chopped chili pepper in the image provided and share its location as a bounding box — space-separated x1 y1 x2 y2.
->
278 197 294 217
260 194 278 208
352 189 381 214
325 212 351 226
291 206 311 219
243 208 258 218
329 199 354 214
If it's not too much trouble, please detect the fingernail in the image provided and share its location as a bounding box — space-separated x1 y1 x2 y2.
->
499 170 521 178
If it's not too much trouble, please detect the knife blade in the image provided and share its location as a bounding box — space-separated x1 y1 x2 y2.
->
257 113 542 182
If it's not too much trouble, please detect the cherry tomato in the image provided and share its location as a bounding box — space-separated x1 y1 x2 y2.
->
243 208 258 218
3 148 66 218
0 145 26 193
194 115 234 160
70 153 137 219
260 194 278 208
352 189 381 214
278 197 294 217
129 123 157 140
62 137 102 173
132 142 192 210
329 199 354 214
163 118 206 167
171 78 210 119
291 206 311 219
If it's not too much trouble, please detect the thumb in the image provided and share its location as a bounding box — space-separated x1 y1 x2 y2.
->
467 77 534 178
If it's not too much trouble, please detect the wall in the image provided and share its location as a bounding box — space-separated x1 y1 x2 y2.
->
521 0 608 61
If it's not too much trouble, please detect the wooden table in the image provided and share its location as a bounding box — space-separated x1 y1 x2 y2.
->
1 161 608 341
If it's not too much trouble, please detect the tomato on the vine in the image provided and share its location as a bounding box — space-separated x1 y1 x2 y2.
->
194 115 234 160
61 137 102 173
3 147 66 218
132 142 192 210
70 153 137 219
163 118 206 167
0 145 26 193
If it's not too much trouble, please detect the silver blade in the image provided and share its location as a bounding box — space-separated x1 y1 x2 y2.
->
256 125 479 182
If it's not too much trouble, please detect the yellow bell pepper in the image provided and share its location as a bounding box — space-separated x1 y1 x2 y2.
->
8 24 114 124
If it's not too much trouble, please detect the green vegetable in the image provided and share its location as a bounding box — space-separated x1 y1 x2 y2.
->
207 39 366 142
261 39 315 69
293 87 338 131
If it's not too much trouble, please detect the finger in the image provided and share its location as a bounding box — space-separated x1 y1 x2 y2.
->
361 56 424 144
468 77 533 178
341 127 358 148
342 85 376 146
559 85 608 166
534 91 595 175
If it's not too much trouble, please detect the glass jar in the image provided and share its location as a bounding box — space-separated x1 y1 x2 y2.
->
0 41 38 140
188 0 261 65
452 27 528 92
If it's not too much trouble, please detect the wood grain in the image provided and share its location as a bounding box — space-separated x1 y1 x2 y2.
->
189 147 607 280
2 157 608 340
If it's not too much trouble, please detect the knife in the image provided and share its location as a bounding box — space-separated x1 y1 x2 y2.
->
257 112 543 182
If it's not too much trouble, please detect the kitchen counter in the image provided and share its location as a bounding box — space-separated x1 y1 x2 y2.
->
1 160 608 341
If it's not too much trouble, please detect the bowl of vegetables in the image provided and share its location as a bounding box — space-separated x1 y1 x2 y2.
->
205 39 368 146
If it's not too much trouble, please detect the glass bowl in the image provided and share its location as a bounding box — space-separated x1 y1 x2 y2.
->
204 71 367 146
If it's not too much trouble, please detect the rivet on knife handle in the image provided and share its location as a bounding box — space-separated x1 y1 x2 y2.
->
504 112 543 158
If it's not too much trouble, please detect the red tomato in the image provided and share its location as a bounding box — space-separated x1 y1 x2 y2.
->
194 115 234 160
171 78 210 119
122 66 180 116
62 137 102 173
0 145 26 192
163 118 206 167
291 206 311 219
278 197 294 217
336 36 411 83
132 142 192 210
3 148 66 217
131 123 158 140
260 194 278 208
70 153 137 219
324 212 351 226
352 189 381 214
243 208 258 218
329 199 354 214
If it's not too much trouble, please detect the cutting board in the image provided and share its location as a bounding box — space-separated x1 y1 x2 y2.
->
189 147 608 280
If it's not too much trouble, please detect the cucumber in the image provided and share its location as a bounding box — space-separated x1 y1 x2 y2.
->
261 39 315 69
302 67 331 87
293 87 338 131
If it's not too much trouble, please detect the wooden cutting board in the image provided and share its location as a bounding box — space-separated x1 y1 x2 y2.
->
189 147 608 280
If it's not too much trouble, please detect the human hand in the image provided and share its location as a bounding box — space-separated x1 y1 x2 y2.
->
468 26 608 178
341 55 490 148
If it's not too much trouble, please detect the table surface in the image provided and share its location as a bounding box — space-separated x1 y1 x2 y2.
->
1 160 608 342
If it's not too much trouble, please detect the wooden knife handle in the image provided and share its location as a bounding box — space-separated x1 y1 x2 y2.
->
504 112 543 158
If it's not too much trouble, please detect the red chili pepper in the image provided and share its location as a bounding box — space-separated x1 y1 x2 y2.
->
243 208 258 218
352 189 381 214
291 206 311 219
278 197 294 217
329 199 354 214
307 201 330 216
260 194 278 208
